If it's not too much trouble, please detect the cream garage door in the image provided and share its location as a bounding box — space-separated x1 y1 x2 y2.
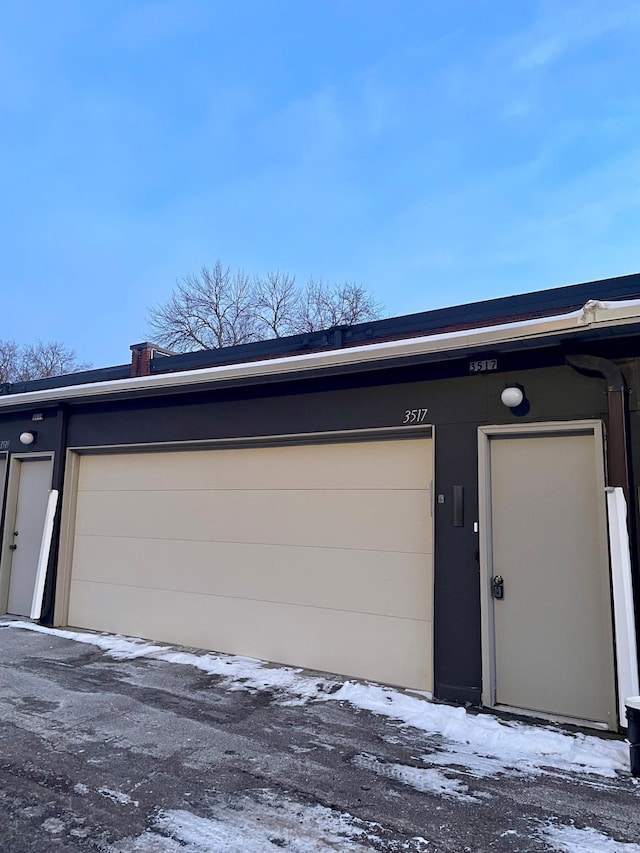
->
67 438 433 690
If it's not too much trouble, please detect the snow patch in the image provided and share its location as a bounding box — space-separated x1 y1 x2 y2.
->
98 786 139 807
110 789 430 852
7 620 338 699
42 817 65 834
353 753 478 802
110 832 182 852
329 681 628 779
70 827 90 839
540 824 640 852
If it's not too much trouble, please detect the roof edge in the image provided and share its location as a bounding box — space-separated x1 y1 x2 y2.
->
0 298 639 410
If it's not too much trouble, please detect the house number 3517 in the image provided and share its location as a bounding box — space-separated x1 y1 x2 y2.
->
402 408 429 424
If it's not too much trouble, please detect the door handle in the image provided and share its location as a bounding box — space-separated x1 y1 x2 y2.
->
9 544 17 551
492 575 504 600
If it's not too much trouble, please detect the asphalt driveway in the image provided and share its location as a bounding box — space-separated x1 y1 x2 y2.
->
0 622 639 852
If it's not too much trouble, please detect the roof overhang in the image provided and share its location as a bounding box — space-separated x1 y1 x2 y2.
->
1 298 639 410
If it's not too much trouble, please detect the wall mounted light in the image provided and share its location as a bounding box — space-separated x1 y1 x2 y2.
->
500 385 525 408
19 431 36 445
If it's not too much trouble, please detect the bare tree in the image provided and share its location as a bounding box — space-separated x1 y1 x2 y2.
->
148 261 384 351
148 262 260 352
254 271 300 338
295 279 384 333
0 340 89 383
0 340 20 384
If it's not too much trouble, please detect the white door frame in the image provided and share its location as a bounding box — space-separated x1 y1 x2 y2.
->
0 451 8 526
0 452 54 615
477 420 616 726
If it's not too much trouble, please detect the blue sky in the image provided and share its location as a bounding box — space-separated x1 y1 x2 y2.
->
1 0 639 367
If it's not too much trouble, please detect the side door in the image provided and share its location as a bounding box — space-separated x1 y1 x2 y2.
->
1 455 53 617
479 423 617 728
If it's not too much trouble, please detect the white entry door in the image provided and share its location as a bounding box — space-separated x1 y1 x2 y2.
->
5 457 52 616
481 425 617 727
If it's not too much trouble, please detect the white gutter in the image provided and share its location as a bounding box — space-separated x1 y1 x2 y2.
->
2 298 640 409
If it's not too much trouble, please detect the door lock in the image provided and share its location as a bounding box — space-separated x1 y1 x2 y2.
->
492 575 504 600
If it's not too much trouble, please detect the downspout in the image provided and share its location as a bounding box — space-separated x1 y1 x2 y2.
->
566 353 640 712
565 354 631 508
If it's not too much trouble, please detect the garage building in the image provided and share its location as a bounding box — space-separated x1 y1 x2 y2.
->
1 272 639 732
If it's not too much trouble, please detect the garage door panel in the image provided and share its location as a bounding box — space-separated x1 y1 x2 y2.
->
67 437 434 691
74 488 431 554
78 440 431 493
71 534 433 621
68 580 433 691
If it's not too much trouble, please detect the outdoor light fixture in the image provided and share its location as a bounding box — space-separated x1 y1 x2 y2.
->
500 385 525 409
19 431 36 445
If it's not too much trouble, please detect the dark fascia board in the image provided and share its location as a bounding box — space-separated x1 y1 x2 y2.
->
0 364 131 397
150 272 640 375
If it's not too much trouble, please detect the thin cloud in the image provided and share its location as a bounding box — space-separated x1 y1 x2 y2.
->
516 37 563 70
513 0 640 72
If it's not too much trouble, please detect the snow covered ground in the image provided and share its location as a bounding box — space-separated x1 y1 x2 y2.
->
7 620 628 780
2 620 638 852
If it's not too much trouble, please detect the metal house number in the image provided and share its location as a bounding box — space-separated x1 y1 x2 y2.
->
469 359 498 373
402 408 429 424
